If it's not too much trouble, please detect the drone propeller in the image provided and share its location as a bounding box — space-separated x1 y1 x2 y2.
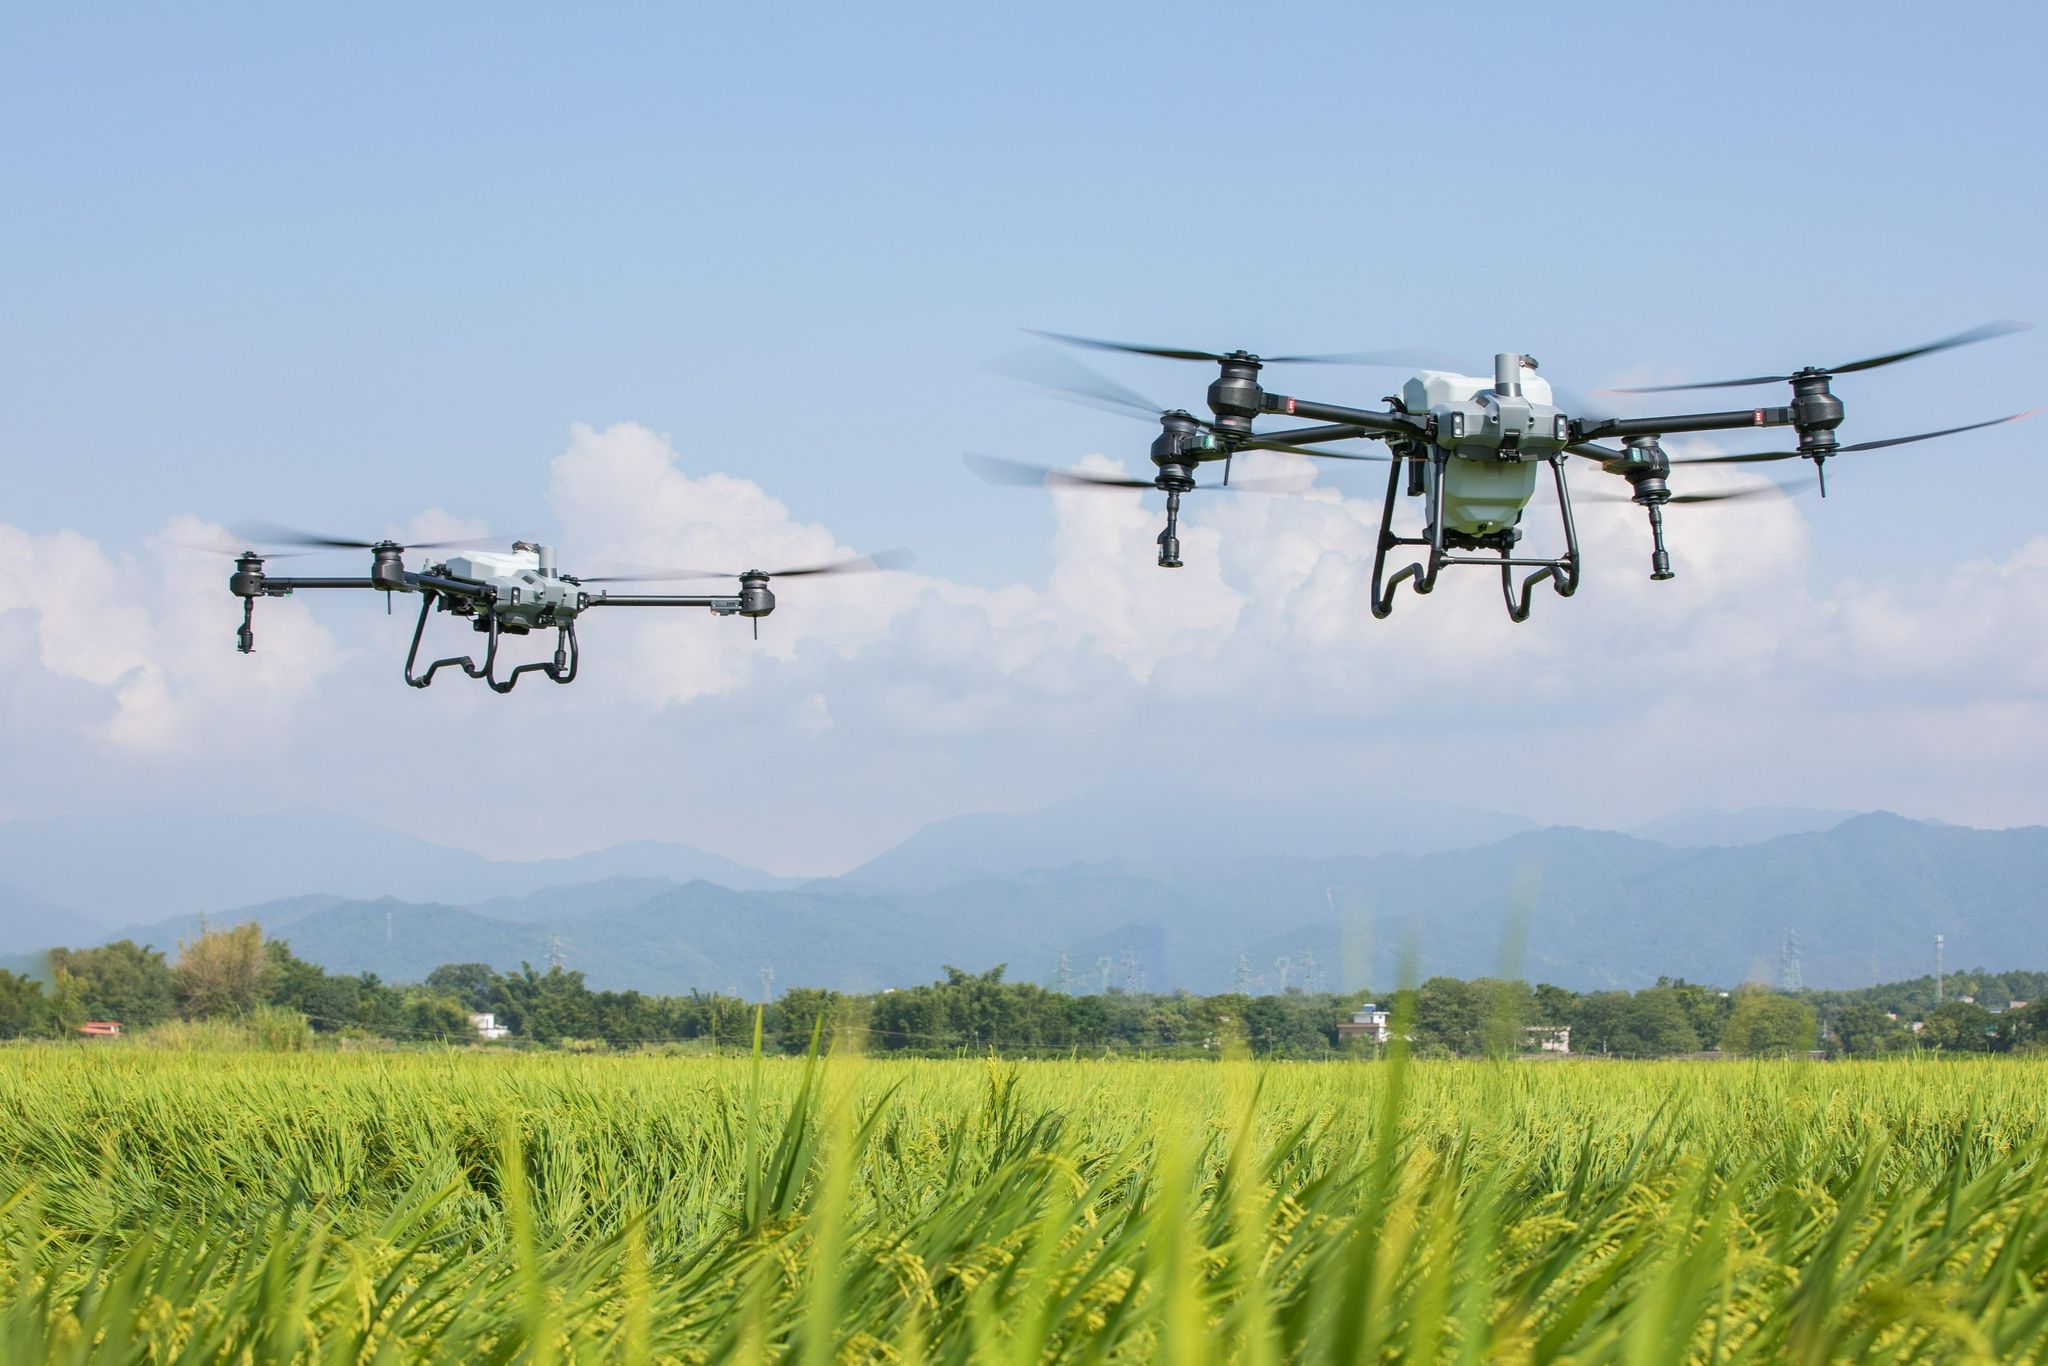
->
1599 320 2032 395
992 349 1393 464
1575 479 1814 505
1668 410 2037 465
161 531 324 560
990 347 1184 424
962 453 1305 494
577 549 914 584
1026 329 1466 370
228 520 501 553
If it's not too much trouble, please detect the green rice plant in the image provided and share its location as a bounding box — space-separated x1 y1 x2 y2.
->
1 1042 2046 1362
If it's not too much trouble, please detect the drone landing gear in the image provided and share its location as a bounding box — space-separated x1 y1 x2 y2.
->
403 591 578 692
1370 454 1581 622
1157 489 1184 568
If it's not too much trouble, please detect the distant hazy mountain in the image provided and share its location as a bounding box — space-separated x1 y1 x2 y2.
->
1630 806 1857 848
0 884 106 956
0 807 792 928
80 812 2048 996
834 792 1537 890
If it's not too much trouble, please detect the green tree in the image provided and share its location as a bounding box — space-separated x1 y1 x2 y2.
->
1719 989 1816 1057
0 969 56 1039
494 964 597 1044
1413 976 1487 1056
1657 978 1731 1046
396 989 472 1042
1919 1000 1997 1052
264 940 363 1031
174 924 273 1019
1831 1002 1913 1055
772 986 842 1053
49 940 178 1028
1530 983 1581 1026
425 962 501 1013
1997 999 2048 1052
1569 988 1699 1058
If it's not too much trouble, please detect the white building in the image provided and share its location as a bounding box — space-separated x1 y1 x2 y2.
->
1337 1003 1393 1046
1522 1024 1571 1055
469 1012 510 1041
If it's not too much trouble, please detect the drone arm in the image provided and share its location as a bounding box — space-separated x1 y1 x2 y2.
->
582 593 743 612
1258 393 1424 439
250 576 380 592
1242 423 1379 448
408 572 492 603
1575 407 1791 442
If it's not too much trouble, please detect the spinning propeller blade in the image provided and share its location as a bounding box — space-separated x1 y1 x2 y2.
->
578 549 914 584
990 348 1180 422
160 532 322 560
229 520 500 552
1575 480 1814 505
1027 329 1465 369
990 349 1393 463
1669 410 2037 464
962 453 1300 494
1599 320 2031 394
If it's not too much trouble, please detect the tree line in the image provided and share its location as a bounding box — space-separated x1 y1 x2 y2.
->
3 926 2046 1058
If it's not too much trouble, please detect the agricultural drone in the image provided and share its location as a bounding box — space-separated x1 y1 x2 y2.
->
208 523 909 692
973 322 2034 620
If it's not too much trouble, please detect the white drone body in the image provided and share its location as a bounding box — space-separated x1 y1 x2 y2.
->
1404 355 1569 537
439 544 586 630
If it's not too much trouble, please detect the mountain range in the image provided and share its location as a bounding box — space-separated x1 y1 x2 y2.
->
3 801 2039 995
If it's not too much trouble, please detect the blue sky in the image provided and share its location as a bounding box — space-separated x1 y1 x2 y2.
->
3 3 2045 872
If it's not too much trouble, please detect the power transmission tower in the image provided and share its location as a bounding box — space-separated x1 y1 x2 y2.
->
1300 948 1323 995
1120 946 1141 995
1095 956 1115 993
1233 949 1253 994
1053 952 1073 994
1935 934 1945 1003
758 966 775 1003
1274 955 1294 993
548 934 565 970
1776 928 1803 993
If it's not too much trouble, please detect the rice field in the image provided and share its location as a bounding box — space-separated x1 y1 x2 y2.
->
2 1042 2046 1362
